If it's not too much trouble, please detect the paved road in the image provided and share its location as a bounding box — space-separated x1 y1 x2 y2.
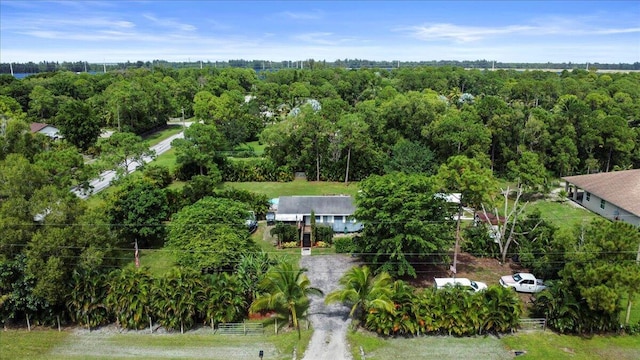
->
300 254 357 360
73 131 185 199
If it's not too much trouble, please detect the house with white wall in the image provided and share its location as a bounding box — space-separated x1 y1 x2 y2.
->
275 195 363 235
562 169 640 227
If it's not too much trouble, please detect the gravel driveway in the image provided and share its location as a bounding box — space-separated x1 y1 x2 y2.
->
300 254 357 360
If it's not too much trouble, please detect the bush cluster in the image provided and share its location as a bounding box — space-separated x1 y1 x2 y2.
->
334 237 356 253
221 159 294 182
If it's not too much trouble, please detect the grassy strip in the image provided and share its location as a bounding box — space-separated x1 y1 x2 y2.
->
143 124 185 147
501 332 640 360
347 330 513 360
0 328 311 360
227 179 359 199
0 330 70 360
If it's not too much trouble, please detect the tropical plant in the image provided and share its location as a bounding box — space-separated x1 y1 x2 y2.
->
105 266 154 330
235 251 281 305
200 273 247 327
481 286 522 334
66 270 110 329
152 268 203 333
531 280 581 333
250 262 322 339
325 266 394 327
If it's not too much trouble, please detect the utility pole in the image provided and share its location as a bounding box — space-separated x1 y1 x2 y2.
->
181 107 186 128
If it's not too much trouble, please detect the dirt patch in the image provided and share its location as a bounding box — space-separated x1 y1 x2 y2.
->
407 252 526 287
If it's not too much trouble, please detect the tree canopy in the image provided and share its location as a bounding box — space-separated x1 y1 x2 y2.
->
353 172 455 277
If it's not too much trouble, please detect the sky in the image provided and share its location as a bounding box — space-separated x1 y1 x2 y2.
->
1 0 639 64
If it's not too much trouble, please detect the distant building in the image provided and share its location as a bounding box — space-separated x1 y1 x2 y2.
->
30 122 61 139
563 169 640 227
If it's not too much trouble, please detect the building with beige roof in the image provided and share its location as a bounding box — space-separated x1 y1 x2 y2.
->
562 169 640 227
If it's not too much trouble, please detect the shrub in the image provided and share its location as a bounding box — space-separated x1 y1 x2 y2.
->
315 225 334 244
282 241 300 249
221 159 294 182
315 241 330 248
334 237 355 253
270 223 300 245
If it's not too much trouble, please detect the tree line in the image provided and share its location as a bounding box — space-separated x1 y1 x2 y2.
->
2 59 640 75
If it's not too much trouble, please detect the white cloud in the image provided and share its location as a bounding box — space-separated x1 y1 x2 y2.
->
279 10 323 20
402 23 536 42
142 13 196 31
399 16 640 43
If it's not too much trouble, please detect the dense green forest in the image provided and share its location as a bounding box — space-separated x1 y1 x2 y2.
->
1 65 639 334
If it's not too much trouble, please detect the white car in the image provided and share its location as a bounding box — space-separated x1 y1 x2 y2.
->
500 272 546 293
434 277 488 292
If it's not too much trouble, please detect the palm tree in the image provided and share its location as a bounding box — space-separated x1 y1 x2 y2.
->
152 268 203 333
106 266 153 330
250 262 322 339
532 281 581 333
201 273 246 328
482 286 522 334
325 266 394 327
66 270 110 329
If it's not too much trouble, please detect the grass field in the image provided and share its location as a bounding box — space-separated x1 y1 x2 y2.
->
227 179 359 199
527 199 598 231
0 328 312 360
501 332 640 360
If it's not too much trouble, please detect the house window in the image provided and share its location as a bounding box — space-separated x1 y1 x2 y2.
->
323 215 332 223
586 192 590 201
315 215 321 222
600 199 606 209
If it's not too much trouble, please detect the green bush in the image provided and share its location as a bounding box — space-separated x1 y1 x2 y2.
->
315 225 334 244
334 237 355 253
461 224 499 258
270 223 300 245
221 159 294 182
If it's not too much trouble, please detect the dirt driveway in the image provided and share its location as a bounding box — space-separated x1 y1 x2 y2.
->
300 254 358 360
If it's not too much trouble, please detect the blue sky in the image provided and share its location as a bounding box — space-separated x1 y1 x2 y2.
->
1 1 639 64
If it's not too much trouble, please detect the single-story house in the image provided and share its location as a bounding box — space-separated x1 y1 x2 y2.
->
30 122 62 139
275 195 363 245
563 169 640 227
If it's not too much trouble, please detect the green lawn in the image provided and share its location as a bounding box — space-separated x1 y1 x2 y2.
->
233 140 266 156
139 248 178 276
0 328 311 360
527 199 598 231
347 330 640 360
0 330 70 360
227 179 359 199
501 332 640 360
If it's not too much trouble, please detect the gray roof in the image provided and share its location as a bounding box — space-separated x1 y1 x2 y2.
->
277 195 356 216
562 169 640 217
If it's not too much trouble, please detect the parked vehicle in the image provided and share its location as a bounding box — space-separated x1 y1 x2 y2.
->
434 277 488 292
245 211 258 233
499 272 546 293
266 211 276 225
